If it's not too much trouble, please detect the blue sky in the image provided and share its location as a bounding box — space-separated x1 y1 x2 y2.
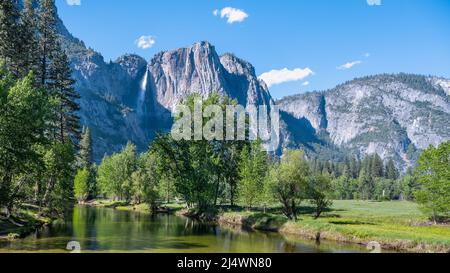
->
57 0 450 99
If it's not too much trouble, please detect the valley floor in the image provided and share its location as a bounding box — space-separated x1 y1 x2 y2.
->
9 200 447 253
218 201 450 253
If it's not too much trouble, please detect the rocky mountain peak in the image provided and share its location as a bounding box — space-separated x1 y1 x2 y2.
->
50 7 448 169
220 53 256 76
116 54 148 79
279 73 450 170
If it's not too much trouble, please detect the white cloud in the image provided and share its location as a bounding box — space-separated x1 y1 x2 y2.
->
213 7 249 24
135 36 156 49
367 0 381 6
66 0 81 6
302 81 310 86
259 68 314 88
364 52 371 58
337 61 362 70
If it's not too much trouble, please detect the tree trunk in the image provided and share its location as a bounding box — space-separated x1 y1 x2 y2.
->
214 176 220 206
291 200 297 221
0 173 12 211
34 180 41 205
42 177 55 208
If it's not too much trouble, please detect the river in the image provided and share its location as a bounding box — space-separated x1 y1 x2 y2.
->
0 206 370 253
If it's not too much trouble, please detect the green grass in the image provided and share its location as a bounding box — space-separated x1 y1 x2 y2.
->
0 207 51 239
220 201 450 252
90 200 185 214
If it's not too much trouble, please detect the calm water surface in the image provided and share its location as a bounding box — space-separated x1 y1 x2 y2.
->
0 206 370 253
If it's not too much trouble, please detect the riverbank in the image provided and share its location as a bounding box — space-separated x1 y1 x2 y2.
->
0 206 52 241
216 201 450 253
77 200 450 253
84 200 185 214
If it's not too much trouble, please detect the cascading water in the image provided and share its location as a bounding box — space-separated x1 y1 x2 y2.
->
137 68 148 115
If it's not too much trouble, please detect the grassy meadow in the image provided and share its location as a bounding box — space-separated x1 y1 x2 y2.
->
219 200 450 253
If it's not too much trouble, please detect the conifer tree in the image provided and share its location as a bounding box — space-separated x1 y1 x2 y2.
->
17 0 40 78
48 46 81 144
79 127 96 198
37 0 58 86
370 154 384 178
385 159 399 180
0 0 21 76
79 127 93 168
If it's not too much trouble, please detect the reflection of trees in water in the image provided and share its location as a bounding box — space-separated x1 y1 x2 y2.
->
4 207 368 252
181 217 217 235
281 241 297 253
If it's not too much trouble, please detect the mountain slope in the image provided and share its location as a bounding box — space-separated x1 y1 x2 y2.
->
278 74 450 169
58 23 273 160
53 8 449 168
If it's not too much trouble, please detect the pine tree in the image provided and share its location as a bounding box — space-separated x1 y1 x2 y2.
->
385 159 399 180
370 154 384 178
17 0 40 78
0 0 21 76
358 169 374 200
48 46 81 144
349 157 359 179
79 127 93 168
37 0 58 87
79 127 96 199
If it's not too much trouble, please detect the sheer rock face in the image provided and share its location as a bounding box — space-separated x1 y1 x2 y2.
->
55 12 449 169
147 42 273 114
278 74 450 169
60 28 273 160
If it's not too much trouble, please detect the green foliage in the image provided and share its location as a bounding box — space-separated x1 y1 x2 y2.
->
158 175 176 204
357 168 374 200
79 127 93 168
151 93 247 211
0 0 80 220
37 0 58 86
48 45 81 144
78 127 96 198
0 70 49 212
398 172 420 201
131 151 160 210
0 0 21 76
332 167 358 200
74 168 89 203
373 178 400 201
414 142 450 222
267 150 309 220
17 0 40 79
97 143 163 211
40 141 76 216
385 159 399 180
237 141 268 209
307 174 333 219
370 154 384 178
97 142 137 202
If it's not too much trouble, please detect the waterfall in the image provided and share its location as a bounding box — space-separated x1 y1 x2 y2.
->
138 69 148 115
140 69 148 92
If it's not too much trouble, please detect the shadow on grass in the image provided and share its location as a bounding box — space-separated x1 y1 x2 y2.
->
329 220 376 226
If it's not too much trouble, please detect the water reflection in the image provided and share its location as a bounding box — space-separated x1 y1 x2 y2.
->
0 206 368 253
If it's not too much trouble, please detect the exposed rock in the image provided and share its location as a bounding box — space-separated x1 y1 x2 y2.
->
278 74 450 170
52 7 449 169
